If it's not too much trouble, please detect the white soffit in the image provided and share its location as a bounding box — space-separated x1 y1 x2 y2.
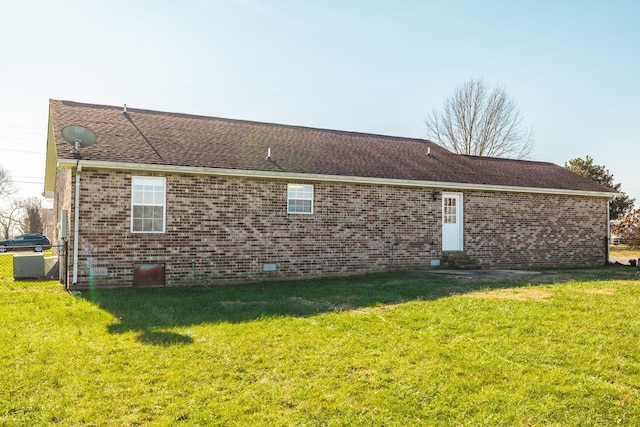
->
56 159 617 199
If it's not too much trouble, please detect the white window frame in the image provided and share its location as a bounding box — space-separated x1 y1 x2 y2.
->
287 184 314 214
131 176 166 233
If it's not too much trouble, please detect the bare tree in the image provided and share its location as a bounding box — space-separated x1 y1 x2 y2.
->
0 166 20 238
425 78 534 159
0 165 16 200
22 197 44 234
0 199 24 239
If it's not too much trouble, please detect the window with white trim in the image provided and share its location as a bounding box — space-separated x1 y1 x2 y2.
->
131 176 166 233
287 184 314 214
443 197 457 224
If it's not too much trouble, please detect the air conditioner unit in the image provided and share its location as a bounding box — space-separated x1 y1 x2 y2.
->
13 254 45 279
44 256 59 279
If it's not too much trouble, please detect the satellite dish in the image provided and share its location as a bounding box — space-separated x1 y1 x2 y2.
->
61 125 97 150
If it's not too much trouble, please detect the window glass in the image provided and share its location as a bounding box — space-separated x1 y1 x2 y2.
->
287 184 314 214
444 198 457 224
131 176 166 232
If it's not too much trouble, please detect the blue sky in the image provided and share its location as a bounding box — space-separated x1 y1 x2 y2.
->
1 0 638 204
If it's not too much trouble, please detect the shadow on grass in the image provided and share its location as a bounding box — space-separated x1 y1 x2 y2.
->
136 330 194 346
79 266 638 346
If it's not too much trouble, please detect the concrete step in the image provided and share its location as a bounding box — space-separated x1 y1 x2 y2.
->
441 252 480 270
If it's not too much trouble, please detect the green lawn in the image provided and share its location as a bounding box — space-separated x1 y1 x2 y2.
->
610 244 640 261
2 266 640 425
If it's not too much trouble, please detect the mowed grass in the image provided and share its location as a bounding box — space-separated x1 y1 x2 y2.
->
610 244 640 261
1 264 640 426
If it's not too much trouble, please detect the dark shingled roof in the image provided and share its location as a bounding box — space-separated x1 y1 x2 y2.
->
48 99 616 195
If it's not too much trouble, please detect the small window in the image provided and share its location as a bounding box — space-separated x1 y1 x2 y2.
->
444 197 457 224
288 184 313 214
131 176 166 233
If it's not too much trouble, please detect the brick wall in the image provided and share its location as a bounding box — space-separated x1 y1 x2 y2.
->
65 169 608 287
53 168 72 283
71 170 441 287
464 191 608 267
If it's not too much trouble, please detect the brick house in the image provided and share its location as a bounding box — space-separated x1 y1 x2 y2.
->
44 100 616 287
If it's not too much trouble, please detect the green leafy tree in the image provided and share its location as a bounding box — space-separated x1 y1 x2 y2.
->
565 156 634 220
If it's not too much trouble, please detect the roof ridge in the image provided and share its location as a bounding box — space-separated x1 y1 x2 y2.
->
461 153 555 166
51 99 434 145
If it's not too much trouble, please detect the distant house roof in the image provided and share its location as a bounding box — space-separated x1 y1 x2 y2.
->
45 99 616 198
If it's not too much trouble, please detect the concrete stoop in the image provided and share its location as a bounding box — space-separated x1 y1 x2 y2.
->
441 251 480 270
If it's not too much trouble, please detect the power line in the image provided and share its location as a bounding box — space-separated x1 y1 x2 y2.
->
0 148 45 155
12 175 44 180
0 137 45 143
0 131 42 137
0 124 44 132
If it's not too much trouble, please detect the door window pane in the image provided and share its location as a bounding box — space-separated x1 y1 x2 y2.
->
444 198 457 224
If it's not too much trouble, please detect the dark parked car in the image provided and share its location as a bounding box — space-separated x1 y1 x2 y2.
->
0 234 52 253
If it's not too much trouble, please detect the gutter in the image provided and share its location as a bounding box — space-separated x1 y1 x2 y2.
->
56 159 618 199
72 161 81 285
607 202 611 265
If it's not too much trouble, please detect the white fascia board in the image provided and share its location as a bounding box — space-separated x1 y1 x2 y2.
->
56 159 618 199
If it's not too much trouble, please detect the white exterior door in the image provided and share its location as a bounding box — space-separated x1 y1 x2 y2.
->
442 192 463 251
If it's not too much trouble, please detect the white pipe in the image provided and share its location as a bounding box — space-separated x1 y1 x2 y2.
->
606 201 611 265
72 162 82 285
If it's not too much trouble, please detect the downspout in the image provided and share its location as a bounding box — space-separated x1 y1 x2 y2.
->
72 160 82 285
606 200 611 266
